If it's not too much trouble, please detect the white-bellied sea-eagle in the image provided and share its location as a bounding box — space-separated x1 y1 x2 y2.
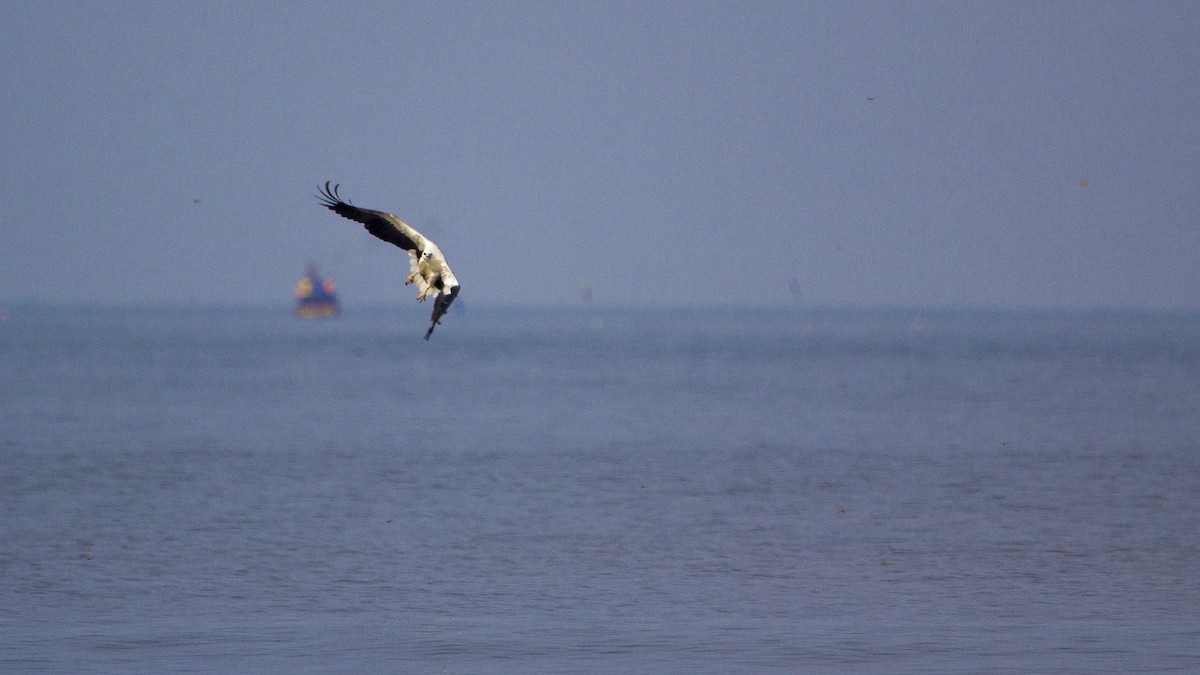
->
317 181 460 340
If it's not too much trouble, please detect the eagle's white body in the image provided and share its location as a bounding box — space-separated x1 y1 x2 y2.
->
406 242 458 303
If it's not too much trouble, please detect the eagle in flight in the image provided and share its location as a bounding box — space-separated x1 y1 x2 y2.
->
317 181 460 340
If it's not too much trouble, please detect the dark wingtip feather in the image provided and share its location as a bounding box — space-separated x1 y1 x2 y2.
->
316 180 350 209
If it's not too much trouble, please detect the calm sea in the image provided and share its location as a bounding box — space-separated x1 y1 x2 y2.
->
2 306 1198 673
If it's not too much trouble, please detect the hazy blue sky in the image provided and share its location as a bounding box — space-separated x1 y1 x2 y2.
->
3 1 1198 309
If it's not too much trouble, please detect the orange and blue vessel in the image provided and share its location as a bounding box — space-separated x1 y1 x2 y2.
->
294 263 340 319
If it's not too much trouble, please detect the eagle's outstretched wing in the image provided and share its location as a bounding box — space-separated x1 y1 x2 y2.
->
317 181 461 340
425 284 459 341
316 181 428 253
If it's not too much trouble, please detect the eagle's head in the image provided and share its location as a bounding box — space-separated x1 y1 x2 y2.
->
421 250 434 261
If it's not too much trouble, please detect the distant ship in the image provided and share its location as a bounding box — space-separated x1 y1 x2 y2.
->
294 263 340 319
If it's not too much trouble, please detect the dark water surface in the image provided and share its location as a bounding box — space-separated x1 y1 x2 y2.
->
2 307 1198 672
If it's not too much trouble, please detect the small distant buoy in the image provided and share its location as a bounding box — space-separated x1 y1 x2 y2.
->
1078 179 1089 188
